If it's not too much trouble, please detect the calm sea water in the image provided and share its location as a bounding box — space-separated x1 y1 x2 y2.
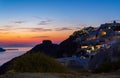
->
0 47 32 66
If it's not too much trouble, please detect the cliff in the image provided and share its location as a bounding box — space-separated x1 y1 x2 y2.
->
89 40 120 71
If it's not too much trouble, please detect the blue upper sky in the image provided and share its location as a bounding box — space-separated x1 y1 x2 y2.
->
0 0 120 27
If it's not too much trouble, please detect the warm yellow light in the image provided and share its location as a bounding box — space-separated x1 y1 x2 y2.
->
118 31 120 32
102 31 106 35
96 45 101 49
87 50 91 53
81 46 88 49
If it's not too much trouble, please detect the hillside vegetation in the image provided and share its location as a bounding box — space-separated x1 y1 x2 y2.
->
0 53 67 74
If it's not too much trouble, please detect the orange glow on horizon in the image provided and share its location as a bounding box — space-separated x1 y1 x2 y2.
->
0 29 73 45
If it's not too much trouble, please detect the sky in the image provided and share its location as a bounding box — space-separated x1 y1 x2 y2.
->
0 0 120 47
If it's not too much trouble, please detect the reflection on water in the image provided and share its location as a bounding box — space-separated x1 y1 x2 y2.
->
0 47 32 66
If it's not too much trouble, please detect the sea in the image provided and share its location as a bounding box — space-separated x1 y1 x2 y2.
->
0 47 32 66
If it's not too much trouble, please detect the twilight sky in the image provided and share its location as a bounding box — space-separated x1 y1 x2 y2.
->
0 0 120 47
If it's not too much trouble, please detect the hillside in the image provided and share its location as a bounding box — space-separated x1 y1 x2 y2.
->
28 40 59 58
28 21 120 58
28 37 78 58
0 53 67 74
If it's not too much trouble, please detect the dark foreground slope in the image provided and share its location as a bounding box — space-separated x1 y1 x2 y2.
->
0 53 67 74
28 40 59 58
0 71 120 78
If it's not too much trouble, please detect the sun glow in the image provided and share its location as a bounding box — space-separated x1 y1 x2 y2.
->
0 27 73 46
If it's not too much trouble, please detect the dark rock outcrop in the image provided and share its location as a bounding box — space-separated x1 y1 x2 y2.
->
0 48 5 52
28 36 78 58
28 40 59 58
57 36 78 57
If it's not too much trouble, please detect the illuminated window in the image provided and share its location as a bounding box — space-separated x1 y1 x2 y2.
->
108 27 111 29
87 50 91 53
96 45 101 49
102 31 106 35
118 31 120 32
81 46 88 49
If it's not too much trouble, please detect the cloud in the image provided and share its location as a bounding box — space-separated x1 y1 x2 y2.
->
0 25 17 31
13 21 26 24
75 27 84 29
33 16 42 19
33 16 52 25
0 28 10 31
0 32 9 34
0 29 7 31
1 25 15 28
74 24 86 29
30 28 52 32
55 27 72 31
38 20 52 25
19 28 52 32
31 36 50 38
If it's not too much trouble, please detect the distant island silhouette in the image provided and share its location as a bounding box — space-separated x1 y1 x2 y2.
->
0 48 5 52
5 49 19 51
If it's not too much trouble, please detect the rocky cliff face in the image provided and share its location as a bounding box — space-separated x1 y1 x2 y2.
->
88 48 111 70
88 41 120 70
109 42 120 62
